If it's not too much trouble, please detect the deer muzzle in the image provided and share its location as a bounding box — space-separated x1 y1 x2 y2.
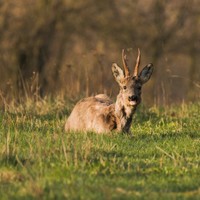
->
128 95 138 106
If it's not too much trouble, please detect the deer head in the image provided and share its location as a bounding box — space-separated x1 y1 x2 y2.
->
112 49 153 107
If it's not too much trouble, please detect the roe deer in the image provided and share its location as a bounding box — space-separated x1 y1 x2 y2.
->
65 49 153 133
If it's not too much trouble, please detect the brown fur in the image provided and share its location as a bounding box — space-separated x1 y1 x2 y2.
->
65 50 153 134
65 94 117 133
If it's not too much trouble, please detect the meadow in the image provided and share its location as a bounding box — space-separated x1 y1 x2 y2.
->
0 98 200 200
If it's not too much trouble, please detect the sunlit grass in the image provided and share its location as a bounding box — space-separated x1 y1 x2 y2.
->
0 99 200 199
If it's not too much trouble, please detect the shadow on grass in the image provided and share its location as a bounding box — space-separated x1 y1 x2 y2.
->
4 107 71 120
2 107 71 132
0 155 34 168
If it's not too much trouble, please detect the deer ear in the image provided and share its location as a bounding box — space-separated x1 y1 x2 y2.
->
139 63 153 84
112 63 125 84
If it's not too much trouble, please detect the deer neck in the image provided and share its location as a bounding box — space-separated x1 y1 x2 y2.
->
114 93 137 133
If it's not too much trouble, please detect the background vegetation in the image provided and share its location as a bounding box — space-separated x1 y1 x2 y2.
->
0 0 200 106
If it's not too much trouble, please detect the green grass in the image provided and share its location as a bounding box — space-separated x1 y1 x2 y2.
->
0 99 200 200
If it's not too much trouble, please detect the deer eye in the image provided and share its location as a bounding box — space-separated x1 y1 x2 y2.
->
123 86 127 90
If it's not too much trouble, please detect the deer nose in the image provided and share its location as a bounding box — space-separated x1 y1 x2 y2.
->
128 95 138 102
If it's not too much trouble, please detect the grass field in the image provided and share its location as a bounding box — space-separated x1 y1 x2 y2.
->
0 98 200 200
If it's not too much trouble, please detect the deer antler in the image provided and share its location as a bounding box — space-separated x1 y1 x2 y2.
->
122 49 130 77
133 48 141 77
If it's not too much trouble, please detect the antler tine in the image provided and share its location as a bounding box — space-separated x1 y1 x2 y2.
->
133 48 141 77
122 49 130 77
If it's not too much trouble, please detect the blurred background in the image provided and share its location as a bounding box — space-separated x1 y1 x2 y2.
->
0 0 199 106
